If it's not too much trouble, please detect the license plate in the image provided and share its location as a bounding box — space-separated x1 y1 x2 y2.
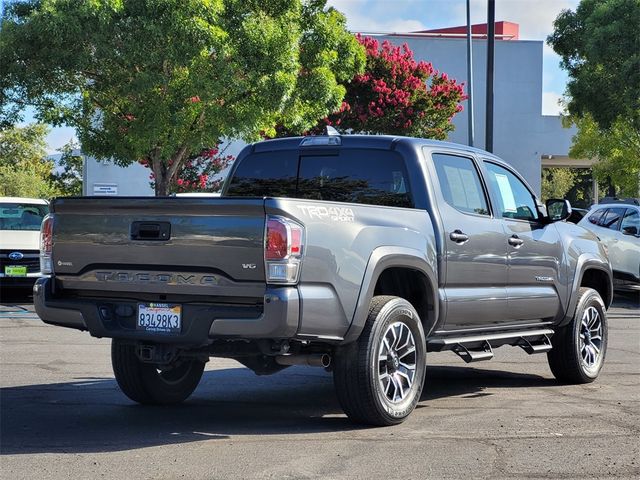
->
5 266 27 277
137 303 182 333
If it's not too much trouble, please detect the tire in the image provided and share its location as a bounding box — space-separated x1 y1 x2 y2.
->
333 296 427 426
547 287 608 384
111 340 205 405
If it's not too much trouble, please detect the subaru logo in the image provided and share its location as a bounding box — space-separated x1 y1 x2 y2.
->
8 252 24 261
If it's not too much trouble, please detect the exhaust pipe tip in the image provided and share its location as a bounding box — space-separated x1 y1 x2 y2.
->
275 353 331 368
318 353 331 368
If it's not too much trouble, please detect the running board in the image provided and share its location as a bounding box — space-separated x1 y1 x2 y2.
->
428 328 554 363
452 340 493 363
517 334 552 354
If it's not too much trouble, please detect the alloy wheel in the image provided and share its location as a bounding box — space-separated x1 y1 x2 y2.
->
377 322 417 403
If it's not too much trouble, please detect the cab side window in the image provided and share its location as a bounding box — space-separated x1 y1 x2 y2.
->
432 153 489 216
484 162 538 221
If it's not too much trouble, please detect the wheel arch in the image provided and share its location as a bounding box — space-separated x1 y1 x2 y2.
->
559 256 613 328
341 247 438 344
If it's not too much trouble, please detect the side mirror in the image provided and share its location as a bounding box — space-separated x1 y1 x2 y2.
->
622 225 639 236
546 199 572 222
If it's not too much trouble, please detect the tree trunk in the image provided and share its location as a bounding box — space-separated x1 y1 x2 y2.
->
606 176 616 198
149 112 203 196
154 171 170 196
151 158 171 196
151 146 190 196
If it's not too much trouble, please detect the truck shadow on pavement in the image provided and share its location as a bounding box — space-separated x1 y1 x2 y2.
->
0 364 555 455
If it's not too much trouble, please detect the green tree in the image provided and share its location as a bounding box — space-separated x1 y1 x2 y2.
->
0 123 59 198
541 167 577 201
51 141 84 196
568 115 640 197
548 0 640 130
1 0 365 195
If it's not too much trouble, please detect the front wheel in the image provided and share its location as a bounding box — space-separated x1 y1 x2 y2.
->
111 340 205 405
333 296 427 426
547 287 608 384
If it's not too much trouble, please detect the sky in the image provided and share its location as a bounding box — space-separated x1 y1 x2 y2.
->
25 0 579 154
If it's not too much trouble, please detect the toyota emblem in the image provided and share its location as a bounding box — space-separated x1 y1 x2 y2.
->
8 252 24 261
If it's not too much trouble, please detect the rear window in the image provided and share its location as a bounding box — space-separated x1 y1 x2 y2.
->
0 203 48 231
227 149 413 208
226 151 298 197
298 151 412 208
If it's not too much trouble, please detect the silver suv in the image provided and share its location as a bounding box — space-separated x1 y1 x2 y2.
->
578 199 640 290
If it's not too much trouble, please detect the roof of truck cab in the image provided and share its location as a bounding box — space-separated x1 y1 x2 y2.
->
250 134 500 159
0 197 49 205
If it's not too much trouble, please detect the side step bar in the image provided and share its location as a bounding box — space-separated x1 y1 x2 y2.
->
453 340 494 363
428 328 554 363
518 334 553 354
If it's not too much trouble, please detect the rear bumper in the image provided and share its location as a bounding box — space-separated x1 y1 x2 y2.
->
33 277 300 344
0 273 43 288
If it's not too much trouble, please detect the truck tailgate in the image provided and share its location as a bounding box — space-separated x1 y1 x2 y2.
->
50 197 266 296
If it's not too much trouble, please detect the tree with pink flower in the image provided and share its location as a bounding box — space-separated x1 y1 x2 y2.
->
140 144 234 195
302 35 467 139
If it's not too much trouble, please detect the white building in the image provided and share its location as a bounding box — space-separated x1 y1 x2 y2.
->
84 21 575 196
378 21 576 194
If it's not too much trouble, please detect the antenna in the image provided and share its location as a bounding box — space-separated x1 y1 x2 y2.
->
325 126 340 136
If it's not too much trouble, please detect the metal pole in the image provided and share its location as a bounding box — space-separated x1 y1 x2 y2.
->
485 0 495 152
82 155 88 196
466 0 475 147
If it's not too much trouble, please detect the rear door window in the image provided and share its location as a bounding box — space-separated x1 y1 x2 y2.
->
432 153 489 215
297 150 413 208
0 203 48 231
598 207 626 230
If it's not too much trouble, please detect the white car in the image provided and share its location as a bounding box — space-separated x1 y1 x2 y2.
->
578 200 640 290
0 197 49 289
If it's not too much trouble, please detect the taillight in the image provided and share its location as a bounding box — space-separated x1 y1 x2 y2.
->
266 217 288 260
40 214 54 274
264 215 304 284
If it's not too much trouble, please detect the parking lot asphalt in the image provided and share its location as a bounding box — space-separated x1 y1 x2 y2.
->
0 289 638 480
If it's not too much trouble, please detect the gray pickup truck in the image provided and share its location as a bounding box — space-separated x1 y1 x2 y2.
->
34 134 612 425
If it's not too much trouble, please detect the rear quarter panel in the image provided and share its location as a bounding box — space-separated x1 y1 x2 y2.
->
266 197 437 340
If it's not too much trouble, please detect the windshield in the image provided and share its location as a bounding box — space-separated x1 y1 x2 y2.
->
0 203 48 231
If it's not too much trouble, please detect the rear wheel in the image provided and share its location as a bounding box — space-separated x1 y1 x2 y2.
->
547 287 608 383
333 296 427 426
111 340 205 404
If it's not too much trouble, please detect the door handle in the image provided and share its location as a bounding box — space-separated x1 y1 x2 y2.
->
449 230 469 243
508 235 524 247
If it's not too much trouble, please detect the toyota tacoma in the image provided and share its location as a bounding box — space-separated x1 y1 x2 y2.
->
34 134 612 425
